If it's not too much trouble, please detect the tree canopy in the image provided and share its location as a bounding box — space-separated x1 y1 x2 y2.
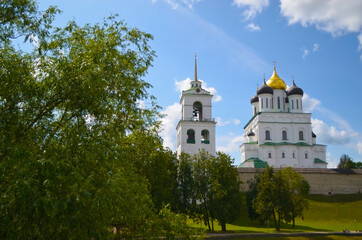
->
252 166 310 231
0 0 202 239
338 154 362 169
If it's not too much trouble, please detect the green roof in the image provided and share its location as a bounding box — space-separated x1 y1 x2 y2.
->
314 158 327 164
243 112 260 129
239 158 268 168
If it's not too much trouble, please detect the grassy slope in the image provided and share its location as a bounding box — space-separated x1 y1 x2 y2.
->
189 194 362 233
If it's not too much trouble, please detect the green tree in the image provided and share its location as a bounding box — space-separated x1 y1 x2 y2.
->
254 166 281 230
0 0 60 44
338 154 362 169
210 152 243 232
192 149 213 231
245 172 265 224
0 1 197 239
122 131 178 211
254 166 310 231
338 154 355 169
191 150 243 232
277 167 310 228
176 152 195 214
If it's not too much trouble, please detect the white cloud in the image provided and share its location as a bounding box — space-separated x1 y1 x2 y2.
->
312 118 350 145
246 23 261 31
301 43 319 58
159 102 181 150
233 118 241 125
216 117 230 127
233 0 269 20
175 77 222 102
280 0 362 58
217 135 244 153
355 142 362 155
302 93 321 112
326 152 339 168
280 0 362 35
313 43 319 52
302 48 309 59
152 0 201 9
358 33 362 51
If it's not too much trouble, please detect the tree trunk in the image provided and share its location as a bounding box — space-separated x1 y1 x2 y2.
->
277 212 281 231
212 217 215 231
207 218 211 231
221 222 227 232
272 211 277 231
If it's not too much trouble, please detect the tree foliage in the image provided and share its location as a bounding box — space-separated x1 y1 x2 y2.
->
253 166 310 231
0 0 198 239
338 154 362 169
191 150 243 232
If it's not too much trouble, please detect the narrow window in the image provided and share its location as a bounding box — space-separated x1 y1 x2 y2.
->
292 100 294 109
299 131 304 140
268 152 272 158
261 98 264 108
283 98 285 110
305 152 308 158
254 107 257 115
271 98 274 109
277 97 280 109
297 99 299 109
266 98 268 108
282 152 285 158
282 130 287 140
293 152 296 158
265 130 271 140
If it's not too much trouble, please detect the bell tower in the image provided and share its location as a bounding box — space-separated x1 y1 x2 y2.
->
176 55 216 156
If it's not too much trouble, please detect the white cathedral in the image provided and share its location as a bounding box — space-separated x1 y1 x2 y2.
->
176 57 327 169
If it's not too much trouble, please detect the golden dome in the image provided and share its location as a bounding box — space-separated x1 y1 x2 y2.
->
266 67 286 90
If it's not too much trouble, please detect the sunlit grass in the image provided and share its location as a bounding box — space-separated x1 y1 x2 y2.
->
188 194 362 233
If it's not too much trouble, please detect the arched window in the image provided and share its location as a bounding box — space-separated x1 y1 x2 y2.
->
299 131 304 140
187 129 195 144
297 99 299 109
305 152 308 158
265 130 271 140
282 130 287 140
292 152 296 158
261 98 264 108
201 130 209 144
193 101 202 121
266 98 268 108
268 152 272 158
292 100 294 109
282 152 285 158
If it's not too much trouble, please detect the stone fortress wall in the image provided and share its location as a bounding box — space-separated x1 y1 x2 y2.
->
238 168 362 195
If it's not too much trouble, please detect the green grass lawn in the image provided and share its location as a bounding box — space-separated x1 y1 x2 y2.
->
189 193 362 233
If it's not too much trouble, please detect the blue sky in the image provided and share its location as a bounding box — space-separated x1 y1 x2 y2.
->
38 0 362 167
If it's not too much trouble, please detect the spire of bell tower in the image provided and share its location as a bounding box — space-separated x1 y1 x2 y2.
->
194 53 198 81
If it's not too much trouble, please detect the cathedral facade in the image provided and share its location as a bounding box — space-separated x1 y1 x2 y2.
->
240 67 327 168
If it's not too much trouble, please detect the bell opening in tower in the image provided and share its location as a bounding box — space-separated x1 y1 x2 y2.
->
193 101 203 121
